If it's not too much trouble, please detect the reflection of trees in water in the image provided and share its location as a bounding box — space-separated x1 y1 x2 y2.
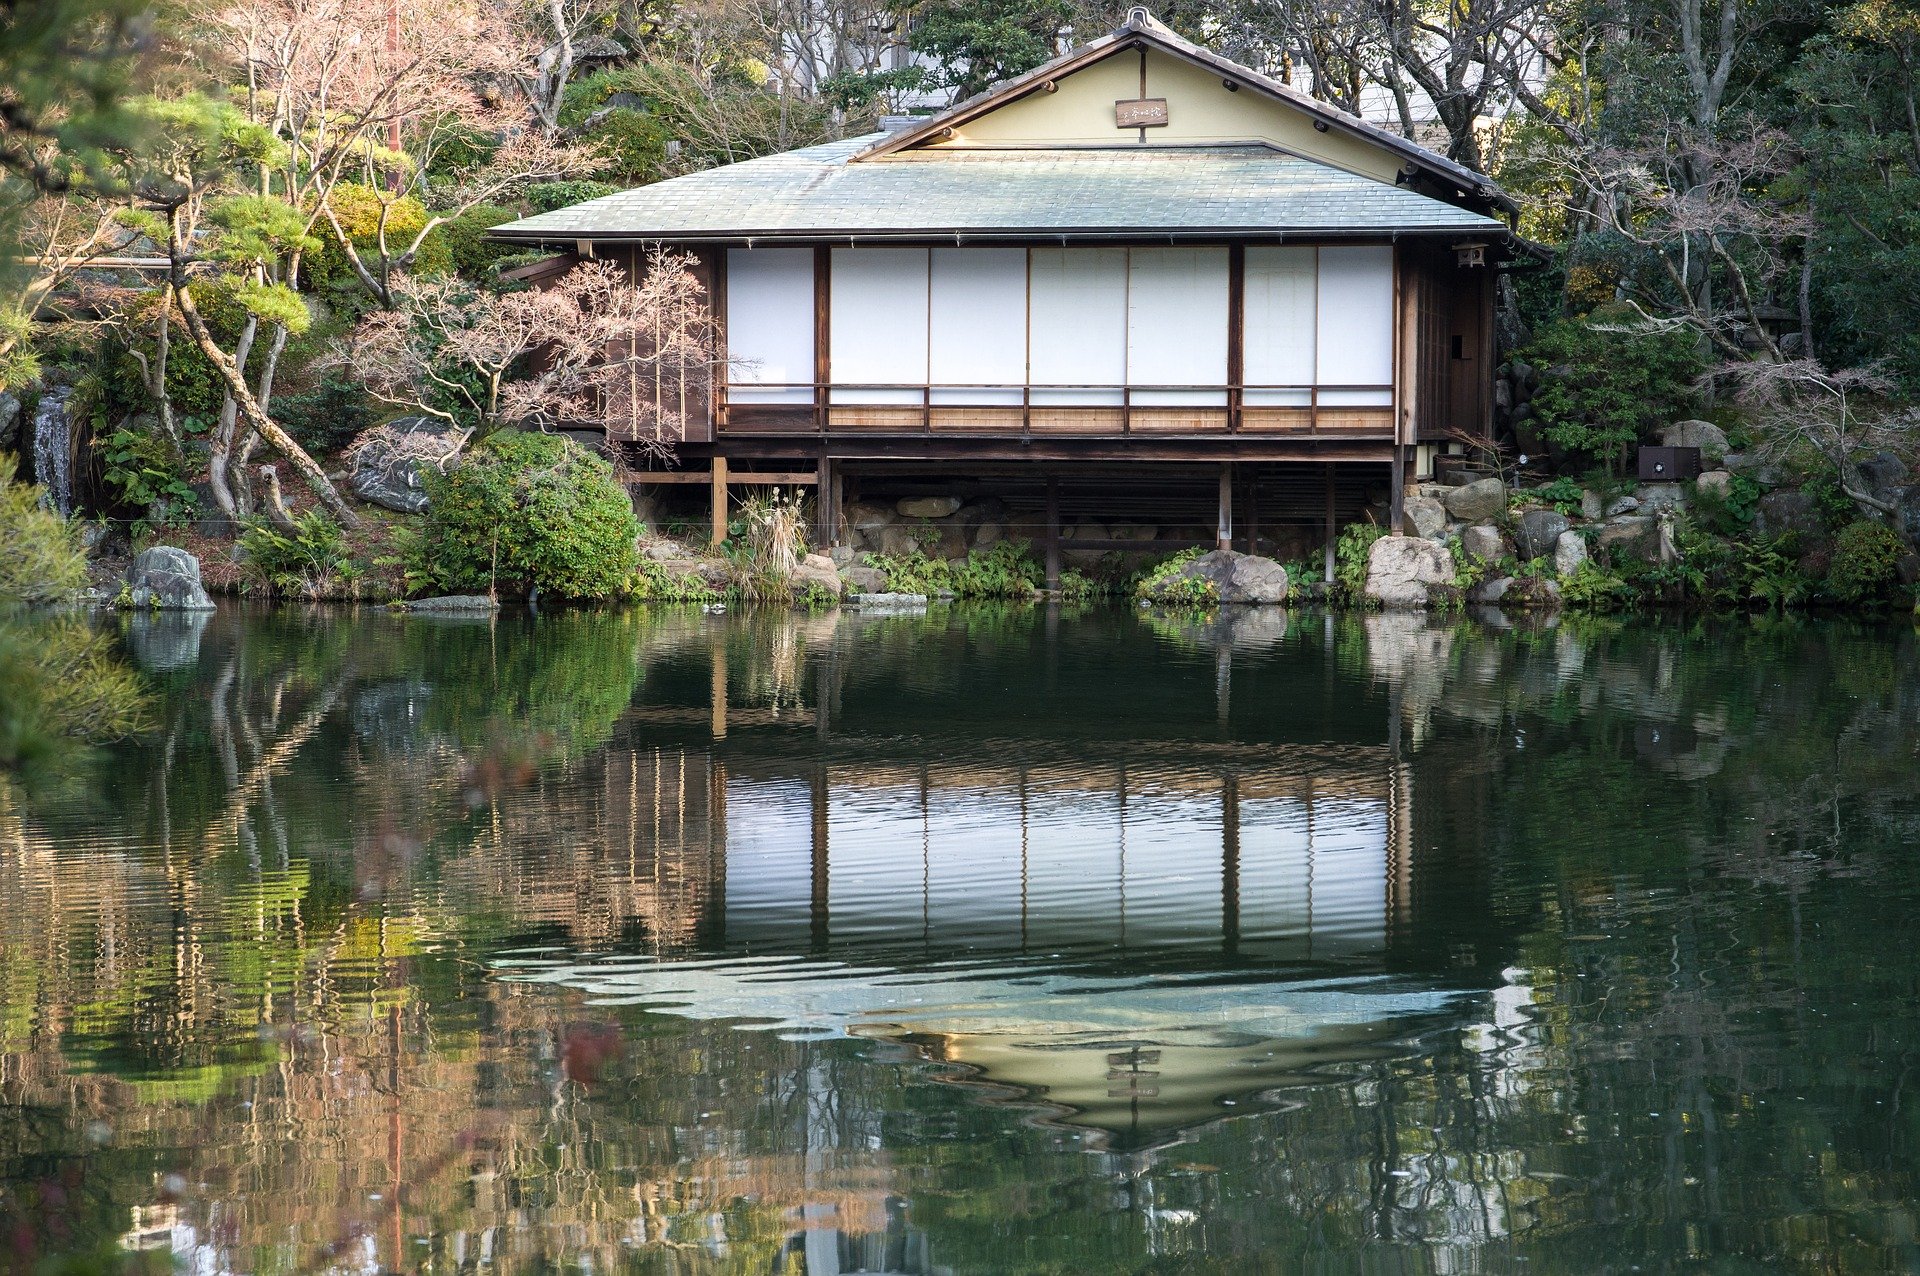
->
3 608 1920 1270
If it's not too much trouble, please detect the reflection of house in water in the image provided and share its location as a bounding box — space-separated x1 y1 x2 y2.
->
503 614 1481 1152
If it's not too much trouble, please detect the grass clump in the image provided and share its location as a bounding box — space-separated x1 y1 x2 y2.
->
0 453 88 604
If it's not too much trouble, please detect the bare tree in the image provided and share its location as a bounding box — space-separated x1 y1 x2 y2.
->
348 253 719 456
1724 359 1917 527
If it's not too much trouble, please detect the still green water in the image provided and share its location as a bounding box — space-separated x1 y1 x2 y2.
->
2 602 1918 1274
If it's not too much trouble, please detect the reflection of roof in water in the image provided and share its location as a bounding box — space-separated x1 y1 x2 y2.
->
493 951 1466 1148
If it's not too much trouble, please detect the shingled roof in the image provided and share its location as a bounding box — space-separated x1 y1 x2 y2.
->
489 141 1505 244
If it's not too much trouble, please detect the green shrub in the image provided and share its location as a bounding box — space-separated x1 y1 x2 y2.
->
525 180 619 214
238 511 360 599
95 424 197 527
1560 560 1636 611
1520 312 1705 471
404 431 639 599
0 453 87 603
630 559 720 602
1693 472 1762 535
438 203 523 279
1828 520 1906 604
307 184 451 290
863 541 1042 598
1132 547 1210 605
0 610 148 782
274 374 379 456
1334 523 1388 605
1533 475 1586 517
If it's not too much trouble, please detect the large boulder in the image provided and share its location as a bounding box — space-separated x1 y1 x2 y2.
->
1142 549 1290 605
1857 451 1909 501
791 552 844 600
1404 494 1448 539
1554 529 1589 578
1658 419 1730 465
843 501 896 547
1364 535 1455 608
1514 508 1570 561
1898 486 1920 546
125 546 216 611
1695 470 1734 502
896 495 962 519
347 416 467 514
1442 477 1506 524
1754 488 1822 540
0 390 20 454
1461 523 1506 565
839 564 888 594
1598 517 1660 563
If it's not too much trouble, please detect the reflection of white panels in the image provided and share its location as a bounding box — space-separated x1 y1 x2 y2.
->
928 248 1027 405
1304 798 1389 950
1237 797 1313 956
830 247 928 404
725 247 815 404
1129 247 1229 406
1117 795 1226 947
723 779 815 947
924 787 1026 946
1316 245 1394 404
825 783 930 942
1019 787 1127 949
1029 248 1127 405
1243 247 1317 406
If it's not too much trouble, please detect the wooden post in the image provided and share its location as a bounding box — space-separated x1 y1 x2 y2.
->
1216 462 1233 551
815 451 833 548
1389 447 1405 534
1245 469 1259 555
1044 477 1061 591
709 642 727 740
710 455 728 545
1323 462 1337 583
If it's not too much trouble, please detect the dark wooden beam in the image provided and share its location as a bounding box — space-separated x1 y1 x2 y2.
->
1044 478 1061 590
1226 243 1245 433
710 455 728 545
1216 462 1233 550
632 470 819 485
813 246 831 433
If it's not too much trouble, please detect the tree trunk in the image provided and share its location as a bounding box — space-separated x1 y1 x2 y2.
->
257 464 300 533
166 210 360 529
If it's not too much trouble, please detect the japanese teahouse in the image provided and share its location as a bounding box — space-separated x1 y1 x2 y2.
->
488 7 1521 570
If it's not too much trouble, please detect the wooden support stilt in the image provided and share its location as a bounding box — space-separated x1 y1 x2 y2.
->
710 455 729 545
1323 462 1337 583
1216 462 1233 551
815 451 833 548
1245 469 1260 555
1044 477 1061 591
1388 447 1406 534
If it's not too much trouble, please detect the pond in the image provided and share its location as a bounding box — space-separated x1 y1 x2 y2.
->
2 601 1919 1273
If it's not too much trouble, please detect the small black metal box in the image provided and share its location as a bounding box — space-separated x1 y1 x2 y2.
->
1638 446 1701 482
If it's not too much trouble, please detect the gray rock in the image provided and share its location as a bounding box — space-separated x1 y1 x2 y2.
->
0 390 20 453
1461 524 1506 565
404 595 499 612
1635 483 1688 514
844 501 896 536
1695 470 1734 502
1141 549 1290 605
1468 575 1514 605
1598 518 1659 563
1658 419 1730 464
849 592 928 612
1554 529 1589 578
877 523 928 558
125 546 216 611
840 564 888 594
1364 535 1455 608
1515 508 1570 562
1858 450 1909 498
1604 495 1641 517
643 539 692 562
1442 477 1506 524
792 552 843 599
828 544 856 567
971 521 1007 548
1898 486 1920 546
347 416 465 514
1754 488 1821 540
1404 494 1449 539
896 495 962 519
1580 489 1604 521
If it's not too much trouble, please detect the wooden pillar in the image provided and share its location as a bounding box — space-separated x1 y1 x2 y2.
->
1245 469 1259 555
815 451 834 548
709 642 727 740
710 455 728 545
1323 462 1338 583
1216 462 1233 551
1388 447 1405 535
1044 477 1061 590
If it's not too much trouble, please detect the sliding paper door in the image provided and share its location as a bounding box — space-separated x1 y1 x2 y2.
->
1242 246 1317 406
1128 247 1229 406
1315 246 1394 406
928 247 1027 405
830 247 929 404
725 247 814 404
1028 248 1127 406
